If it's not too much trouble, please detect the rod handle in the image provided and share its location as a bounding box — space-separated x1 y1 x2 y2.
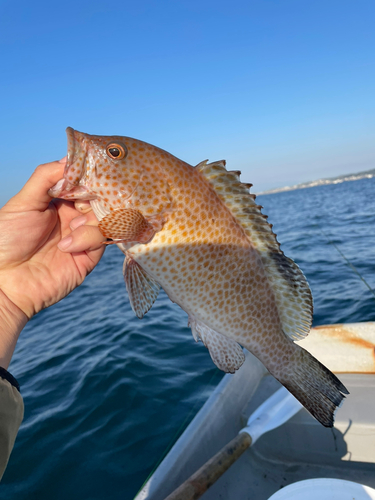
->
164 431 252 500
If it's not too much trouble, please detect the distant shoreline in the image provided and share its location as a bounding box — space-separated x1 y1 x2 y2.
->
258 168 375 195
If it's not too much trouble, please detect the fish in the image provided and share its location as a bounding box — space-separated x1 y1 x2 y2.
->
49 127 349 427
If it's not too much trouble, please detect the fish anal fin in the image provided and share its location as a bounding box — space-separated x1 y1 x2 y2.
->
124 255 160 318
189 317 245 373
196 159 313 341
98 208 155 243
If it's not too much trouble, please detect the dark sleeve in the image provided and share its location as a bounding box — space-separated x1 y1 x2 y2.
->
0 368 24 481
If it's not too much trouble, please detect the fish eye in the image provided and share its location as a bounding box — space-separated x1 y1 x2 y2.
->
106 143 128 160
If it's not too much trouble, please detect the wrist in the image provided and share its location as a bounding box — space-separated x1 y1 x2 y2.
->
0 290 28 369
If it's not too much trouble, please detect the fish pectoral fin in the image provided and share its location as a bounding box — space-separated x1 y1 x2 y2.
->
124 255 160 319
98 208 155 244
189 318 245 374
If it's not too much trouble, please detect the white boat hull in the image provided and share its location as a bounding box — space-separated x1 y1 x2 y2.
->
135 323 375 500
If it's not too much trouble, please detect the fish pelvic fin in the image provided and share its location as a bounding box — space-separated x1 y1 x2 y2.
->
195 160 312 341
124 255 160 318
274 344 349 427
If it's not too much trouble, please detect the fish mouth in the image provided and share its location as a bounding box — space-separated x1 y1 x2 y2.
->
48 127 96 201
48 179 94 200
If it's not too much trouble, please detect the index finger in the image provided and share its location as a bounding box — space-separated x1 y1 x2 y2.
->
4 159 66 213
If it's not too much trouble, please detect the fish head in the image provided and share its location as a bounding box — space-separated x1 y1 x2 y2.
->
49 127 154 210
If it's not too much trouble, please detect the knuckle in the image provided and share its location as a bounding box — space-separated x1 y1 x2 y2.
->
86 215 99 226
33 161 63 179
34 164 46 176
76 224 102 240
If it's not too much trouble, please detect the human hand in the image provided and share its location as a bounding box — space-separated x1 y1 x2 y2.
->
0 159 106 368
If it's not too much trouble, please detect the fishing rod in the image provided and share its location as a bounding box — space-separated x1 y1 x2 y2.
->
316 225 375 301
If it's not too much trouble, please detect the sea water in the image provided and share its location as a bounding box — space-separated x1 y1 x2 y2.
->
2 177 375 499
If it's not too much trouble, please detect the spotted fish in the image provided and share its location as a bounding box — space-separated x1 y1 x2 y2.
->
49 127 348 427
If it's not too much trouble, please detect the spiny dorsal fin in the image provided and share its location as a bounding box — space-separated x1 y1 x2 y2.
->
195 160 313 341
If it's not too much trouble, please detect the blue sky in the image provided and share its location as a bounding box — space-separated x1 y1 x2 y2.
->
1 0 374 204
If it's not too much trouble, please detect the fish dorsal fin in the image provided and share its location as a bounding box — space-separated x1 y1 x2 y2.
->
195 160 313 340
189 316 245 373
124 255 160 318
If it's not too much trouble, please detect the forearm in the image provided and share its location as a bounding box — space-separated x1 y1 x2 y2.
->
0 291 25 480
0 290 28 370
0 374 24 481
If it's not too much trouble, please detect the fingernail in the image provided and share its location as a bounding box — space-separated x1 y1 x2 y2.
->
70 215 87 230
58 236 73 250
58 156 67 164
74 201 92 214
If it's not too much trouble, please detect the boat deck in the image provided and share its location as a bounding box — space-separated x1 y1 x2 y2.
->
136 324 375 500
201 373 375 500
137 364 375 500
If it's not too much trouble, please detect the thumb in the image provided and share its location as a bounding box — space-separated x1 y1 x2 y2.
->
4 158 67 213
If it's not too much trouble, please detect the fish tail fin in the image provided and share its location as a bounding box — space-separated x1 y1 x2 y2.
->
275 345 349 427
